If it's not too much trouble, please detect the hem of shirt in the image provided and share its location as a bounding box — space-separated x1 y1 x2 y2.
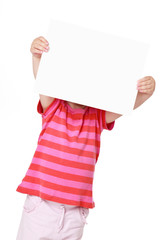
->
16 186 95 209
37 98 57 116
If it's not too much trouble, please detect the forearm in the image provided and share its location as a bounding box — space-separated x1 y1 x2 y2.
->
133 91 153 110
32 55 41 79
31 36 49 78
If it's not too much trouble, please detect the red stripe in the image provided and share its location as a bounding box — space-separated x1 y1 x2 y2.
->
102 110 106 129
16 186 95 208
24 175 92 196
97 109 102 132
64 109 98 121
34 151 95 171
29 163 93 184
44 108 101 133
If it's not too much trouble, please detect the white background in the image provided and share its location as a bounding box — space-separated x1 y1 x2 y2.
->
0 0 159 239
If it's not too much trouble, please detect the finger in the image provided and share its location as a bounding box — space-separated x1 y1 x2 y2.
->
137 76 153 84
34 43 49 52
138 86 154 94
38 36 49 45
138 84 152 90
34 39 49 49
32 49 43 55
138 89 152 93
31 43 46 54
137 80 151 86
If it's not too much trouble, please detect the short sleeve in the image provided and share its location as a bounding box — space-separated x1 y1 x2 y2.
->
37 98 58 118
97 109 115 132
37 99 43 114
102 110 115 130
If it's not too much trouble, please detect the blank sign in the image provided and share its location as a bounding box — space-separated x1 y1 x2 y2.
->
34 19 150 115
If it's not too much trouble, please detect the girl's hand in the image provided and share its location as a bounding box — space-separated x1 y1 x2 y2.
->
30 36 49 58
137 76 156 94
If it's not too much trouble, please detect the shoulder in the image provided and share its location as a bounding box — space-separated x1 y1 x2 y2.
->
39 94 55 113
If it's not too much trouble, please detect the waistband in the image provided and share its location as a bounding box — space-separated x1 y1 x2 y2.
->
43 198 80 210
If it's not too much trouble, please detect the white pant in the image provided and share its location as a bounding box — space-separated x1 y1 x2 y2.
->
16 194 89 240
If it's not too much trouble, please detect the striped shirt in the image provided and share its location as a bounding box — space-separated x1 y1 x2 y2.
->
16 98 115 208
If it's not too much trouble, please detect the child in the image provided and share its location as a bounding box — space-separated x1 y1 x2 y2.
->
16 36 156 240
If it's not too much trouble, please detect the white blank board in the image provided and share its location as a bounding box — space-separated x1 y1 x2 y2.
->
34 19 150 115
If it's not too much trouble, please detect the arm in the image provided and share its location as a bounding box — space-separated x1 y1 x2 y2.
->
105 76 156 124
32 55 41 79
133 76 155 109
30 36 49 79
105 111 122 124
30 36 54 111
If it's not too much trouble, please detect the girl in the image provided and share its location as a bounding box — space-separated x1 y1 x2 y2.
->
16 36 156 240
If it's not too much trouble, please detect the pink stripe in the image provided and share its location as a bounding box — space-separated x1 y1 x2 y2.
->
20 181 92 203
45 120 100 139
36 145 96 165
41 133 98 153
26 169 92 191
32 157 94 178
